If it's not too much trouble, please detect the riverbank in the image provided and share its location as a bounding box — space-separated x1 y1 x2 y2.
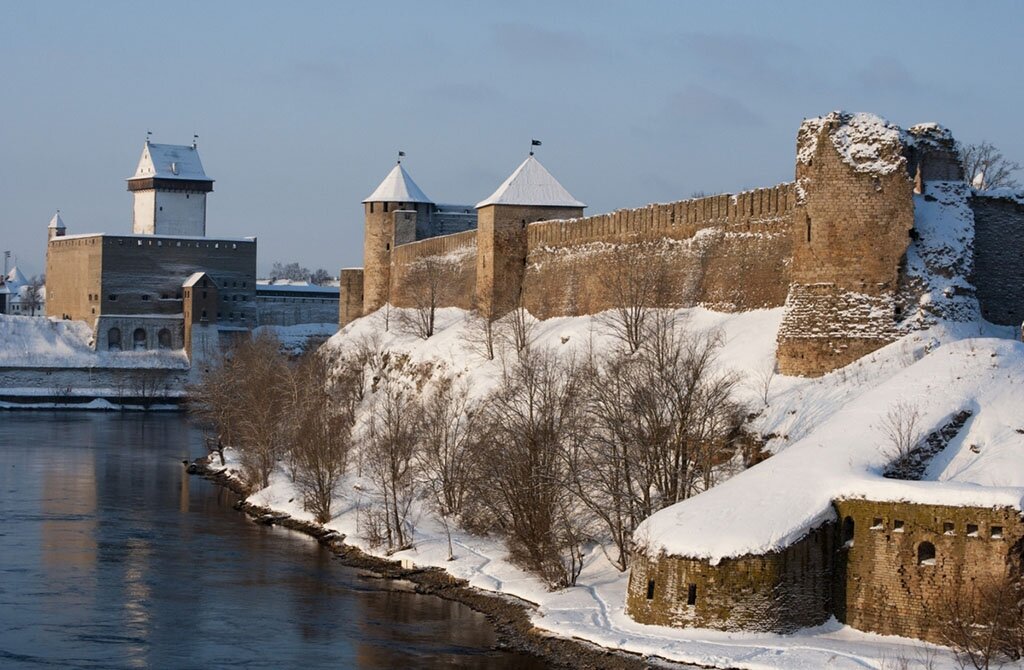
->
190 456 678 670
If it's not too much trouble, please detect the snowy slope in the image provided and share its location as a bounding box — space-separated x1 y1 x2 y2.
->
0 315 188 368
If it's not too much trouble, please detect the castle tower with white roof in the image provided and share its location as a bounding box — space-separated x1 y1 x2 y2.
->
361 162 434 314
475 154 585 316
127 139 214 237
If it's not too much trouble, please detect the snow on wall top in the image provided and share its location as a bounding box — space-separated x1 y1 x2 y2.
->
636 336 1024 563
129 142 211 181
363 164 433 204
476 155 586 209
797 111 906 176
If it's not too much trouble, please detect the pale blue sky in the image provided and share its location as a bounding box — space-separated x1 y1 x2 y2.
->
2 1 1021 277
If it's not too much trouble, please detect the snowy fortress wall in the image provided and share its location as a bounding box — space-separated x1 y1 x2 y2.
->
521 185 795 318
970 193 1024 327
626 522 835 632
388 229 478 311
833 499 1024 644
626 500 1024 642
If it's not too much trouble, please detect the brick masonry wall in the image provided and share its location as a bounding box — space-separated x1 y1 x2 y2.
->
522 185 794 318
339 269 365 327
970 195 1024 327
45 235 104 325
389 229 478 310
834 499 1024 644
626 523 835 633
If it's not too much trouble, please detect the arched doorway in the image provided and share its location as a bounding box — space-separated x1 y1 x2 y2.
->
133 328 147 351
107 328 122 351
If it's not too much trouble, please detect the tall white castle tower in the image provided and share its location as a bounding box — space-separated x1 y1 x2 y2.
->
127 139 214 236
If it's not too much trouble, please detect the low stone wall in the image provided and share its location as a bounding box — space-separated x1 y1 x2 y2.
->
834 499 1024 644
0 365 188 404
626 523 835 633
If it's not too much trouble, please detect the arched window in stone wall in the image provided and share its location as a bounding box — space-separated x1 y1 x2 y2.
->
108 328 122 351
918 541 936 566
133 328 147 351
842 516 855 546
157 328 172 349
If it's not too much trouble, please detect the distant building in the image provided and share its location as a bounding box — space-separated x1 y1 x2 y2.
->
44 139 335 360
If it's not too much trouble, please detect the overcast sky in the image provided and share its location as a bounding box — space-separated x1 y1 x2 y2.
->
2 1 1021 277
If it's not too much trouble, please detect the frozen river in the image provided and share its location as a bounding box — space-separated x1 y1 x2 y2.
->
0 412 542 669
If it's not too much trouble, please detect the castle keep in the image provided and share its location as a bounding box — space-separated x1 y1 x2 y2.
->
343 112 1024 377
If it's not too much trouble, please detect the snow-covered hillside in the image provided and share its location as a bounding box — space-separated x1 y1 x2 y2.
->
0 315 188 368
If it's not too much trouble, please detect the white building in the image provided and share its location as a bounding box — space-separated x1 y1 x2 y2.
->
128 140 214 237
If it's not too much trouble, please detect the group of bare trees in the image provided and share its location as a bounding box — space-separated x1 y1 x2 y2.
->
190 332 359 523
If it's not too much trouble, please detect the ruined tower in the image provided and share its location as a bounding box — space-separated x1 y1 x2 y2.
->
474 155 585 316
776 112 916 376
127 140 214 236
361 163 433 315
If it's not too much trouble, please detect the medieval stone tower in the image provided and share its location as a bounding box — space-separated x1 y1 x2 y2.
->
361 162 434 314
127 140 214 236
474 155 585 316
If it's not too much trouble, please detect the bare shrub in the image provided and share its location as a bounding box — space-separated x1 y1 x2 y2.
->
940 575 1024 669
497 305 536 360
473 349 590 587
188 332 290 489
463 309 497 361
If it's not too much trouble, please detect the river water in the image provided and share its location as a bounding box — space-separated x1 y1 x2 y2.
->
0 412 544 669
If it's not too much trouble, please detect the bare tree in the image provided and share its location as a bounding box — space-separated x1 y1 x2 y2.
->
602 246 669 354
22 275 44 316
879 401 924 478
269 261 311 282
417 374 478 559
289 352 355 523
309 268 333 285
497 302 537 360
750 358 777 407
397 257 446 339
960 141 1022 191
463 309 497 361
473 349 590 588
364 380 422 551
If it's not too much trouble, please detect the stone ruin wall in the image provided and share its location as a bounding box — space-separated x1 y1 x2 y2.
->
626 522 836 633
387 229 478 311
834 499 1024 644
521 185 796 319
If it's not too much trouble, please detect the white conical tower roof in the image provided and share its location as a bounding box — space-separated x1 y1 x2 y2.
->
6 266 27 287
48 211 65 230
363 164 433 204
476 155 585 209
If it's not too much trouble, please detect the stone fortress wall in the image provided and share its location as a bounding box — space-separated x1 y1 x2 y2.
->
625 500 1024 644
349 112 1024 379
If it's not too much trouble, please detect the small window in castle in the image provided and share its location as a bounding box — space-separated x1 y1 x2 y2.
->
108 294 118 301
201 309 207 319
242 282 247 288
943 522 955 535
917 542 936 566
687 584 697 606
842 516 855 546
159 206 163 211
202 291 207 299
893 519 905 532
386 243 390 251
646 580 656 600
141 294 150 301
871 518 883 530
138 240 143 246
991 526 1003 539
805 215 811 243
967 524 979 537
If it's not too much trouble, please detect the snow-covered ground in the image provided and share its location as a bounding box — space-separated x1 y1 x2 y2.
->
0 314 189 368
213 305 1024 669
254 322 338 356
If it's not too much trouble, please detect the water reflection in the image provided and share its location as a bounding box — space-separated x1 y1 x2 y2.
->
0 412 543 669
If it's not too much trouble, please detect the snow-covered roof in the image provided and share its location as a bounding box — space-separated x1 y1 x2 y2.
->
5 266 27 287
182 271 216 288
129 142 212 181
476 155 585 209
363 164 433 204
48 212 65 230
